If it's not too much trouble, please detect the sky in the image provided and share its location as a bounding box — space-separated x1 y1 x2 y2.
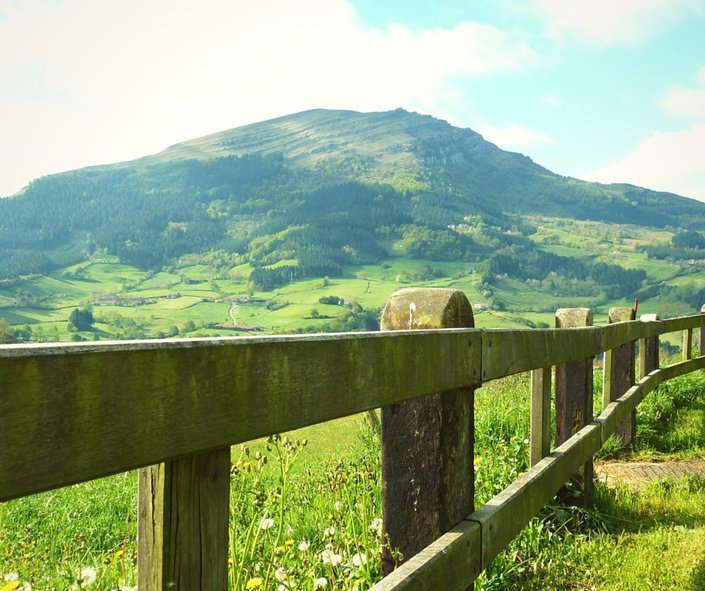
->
1 0 705 202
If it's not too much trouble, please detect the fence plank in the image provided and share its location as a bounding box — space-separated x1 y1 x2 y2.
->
0 331 481 502
371 520 481 591
138 447 230 590
639 314 660 379
482 321 643 380
380 288 475 575
530 367 551 466
470 423 602 570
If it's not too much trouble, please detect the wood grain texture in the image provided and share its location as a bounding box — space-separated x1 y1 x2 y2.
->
0 331 480 501
554 309 594 506
660 314 705 333
639 314 660 380
604 308 636 449
138 447 230 590
530 367 551 466
683 329 693 361
380 289 475 576
371 520 481 591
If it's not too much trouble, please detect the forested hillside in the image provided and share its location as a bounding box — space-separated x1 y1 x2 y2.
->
2 108 705 337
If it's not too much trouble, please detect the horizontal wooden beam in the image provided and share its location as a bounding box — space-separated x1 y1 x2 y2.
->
372 519 481 591
0 331 481 501
3 312 705 502
482 322 642 380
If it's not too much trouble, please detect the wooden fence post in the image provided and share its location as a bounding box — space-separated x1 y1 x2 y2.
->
701 305 705 357
640 313 660 378
138 447 231 590
530 367 551 466
603 307 636 449
554 308 593 506
380 288 475 576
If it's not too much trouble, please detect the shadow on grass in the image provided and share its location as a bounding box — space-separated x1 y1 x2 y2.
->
690 555 705 590
595 475 705 535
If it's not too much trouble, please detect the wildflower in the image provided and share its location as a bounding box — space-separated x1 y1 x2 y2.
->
285 538 295 547
523 438 530 445
114 549 125 560
275 567 287 582
321 550 343 566
260 517 275 530
298 540 311 552
275 545 286 555
1 581 20 591
3 575 19 582
80 567 97 586
324 526 336 537
228 558 233 568
245 578 263 590
352 553 367 567
314 577 328 589
368 518 382 536
334 501 343 513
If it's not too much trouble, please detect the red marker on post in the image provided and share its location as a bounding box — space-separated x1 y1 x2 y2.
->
632 298 639 320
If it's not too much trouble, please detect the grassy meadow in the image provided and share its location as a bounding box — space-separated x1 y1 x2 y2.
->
2 366 705 590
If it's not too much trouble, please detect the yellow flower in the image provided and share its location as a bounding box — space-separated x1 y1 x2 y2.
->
275 545 286 555
1 581 20 591
246 578 263 589
114 549 125 559
285 539 295 547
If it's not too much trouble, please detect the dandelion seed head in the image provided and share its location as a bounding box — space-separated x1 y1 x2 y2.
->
321 550 343 566
259 517 275 530
352 552 368 567
80 567 97 586
314 577 328 589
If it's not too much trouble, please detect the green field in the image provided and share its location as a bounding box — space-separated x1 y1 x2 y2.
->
2 216 705 343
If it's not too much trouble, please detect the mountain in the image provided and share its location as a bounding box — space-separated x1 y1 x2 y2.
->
1 108 704 281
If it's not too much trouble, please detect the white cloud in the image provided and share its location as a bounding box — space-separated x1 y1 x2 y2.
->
480 122 553 149
663 66 705 119
584 123 705 202
0 0 538 196
531 0 702 46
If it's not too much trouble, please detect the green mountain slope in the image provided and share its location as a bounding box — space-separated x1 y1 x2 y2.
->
1 108 704 283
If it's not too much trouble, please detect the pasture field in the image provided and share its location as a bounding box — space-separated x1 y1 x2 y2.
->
2 216 705 341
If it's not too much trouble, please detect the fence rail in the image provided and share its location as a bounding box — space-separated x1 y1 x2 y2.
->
1 290 704 589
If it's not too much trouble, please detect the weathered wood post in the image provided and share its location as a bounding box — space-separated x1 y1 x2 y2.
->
380 288 475 575
603 307 636 449
138 447 231 590
700 305 705 357
684 327 694 361
555 308 593 506
640 313 660 378
530 367 551 466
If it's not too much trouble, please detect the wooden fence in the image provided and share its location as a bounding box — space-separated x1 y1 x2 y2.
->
1 288 704 590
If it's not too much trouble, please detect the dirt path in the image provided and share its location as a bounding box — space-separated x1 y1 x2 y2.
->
596 459 705 489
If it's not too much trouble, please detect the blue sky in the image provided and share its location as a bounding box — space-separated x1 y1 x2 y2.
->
1 0 705 202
